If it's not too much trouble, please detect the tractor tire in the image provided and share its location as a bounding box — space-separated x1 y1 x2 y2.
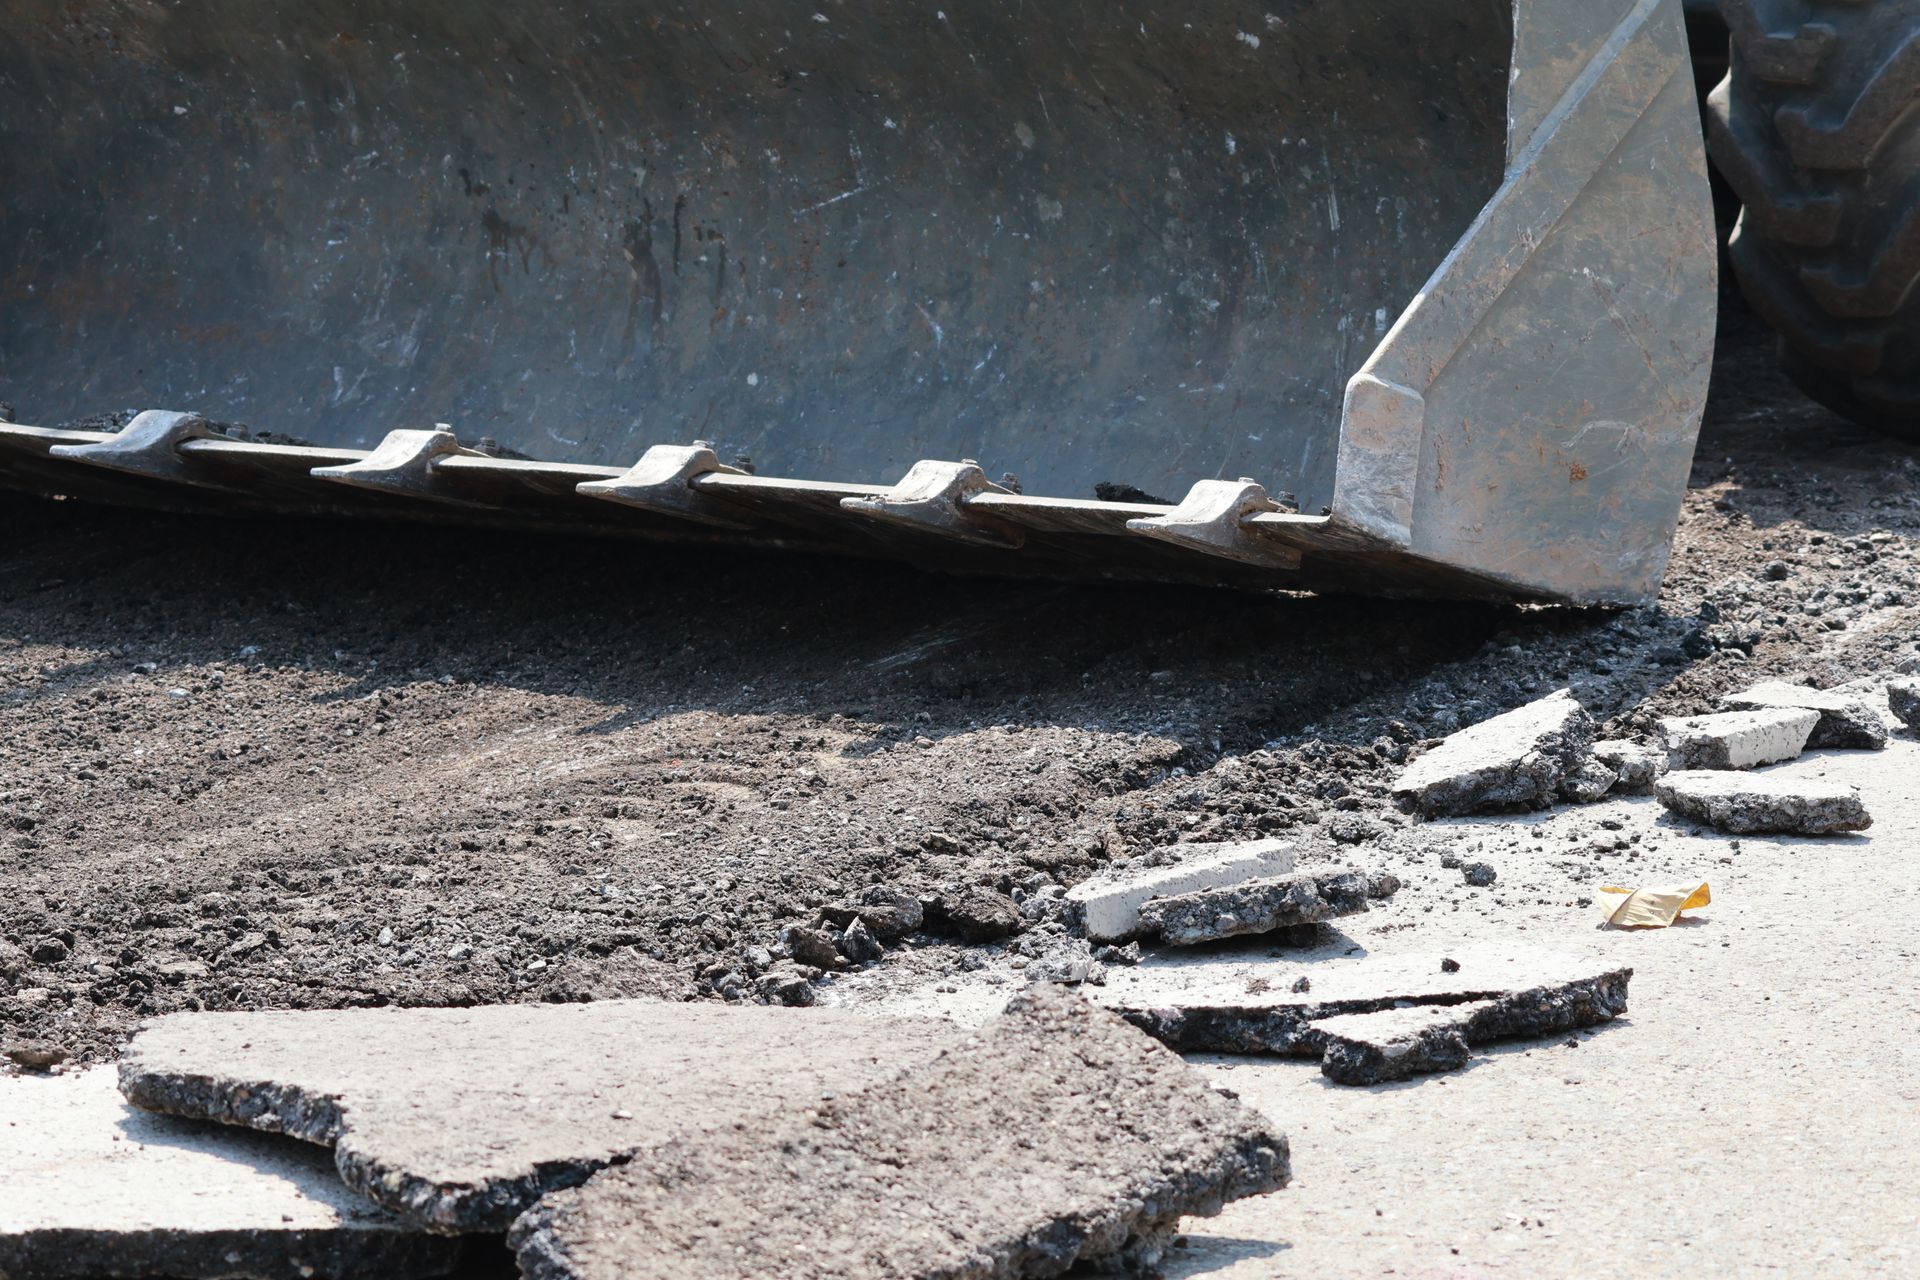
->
1706 0 1920 438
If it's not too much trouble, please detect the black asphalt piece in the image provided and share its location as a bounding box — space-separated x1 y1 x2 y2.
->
118 1002 962 1234
1139 869 1400 945
508 987 1289 1280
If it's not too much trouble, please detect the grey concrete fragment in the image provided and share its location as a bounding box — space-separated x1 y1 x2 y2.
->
0 1067 457 1280
1719 682 1887 750
1593 739 1667 793
119 1002 962 1235
1660 708 1819 771
1559 757 1619 803
1067 839 1295 941
1097 946 1630 1082
1139 869 1400 946
508 988 1290 1280
1391 690 1595 817
1890 678 1920 731
1655 771 1872 835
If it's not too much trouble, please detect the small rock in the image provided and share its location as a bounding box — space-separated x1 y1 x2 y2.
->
1655 771 1872 835
1327 814 1384 845
1592 740 1667 793
1889 678 1920 730
1719 682 1887 750
1290 976 1311 994
1559 757 1618 804
1440 958 1461 973
757 968 817 1008
837 919 885 965
0 939 28 980
28 938 68 965
936 888 1024 943
4 1043 69 1072
780 926 845 971
1462 863 1497 888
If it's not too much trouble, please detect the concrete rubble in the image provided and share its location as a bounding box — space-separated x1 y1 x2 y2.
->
1592 739 1668 793
508 988 1290 1280
1066 839 1294 941
119 1001 964 1234
1719 682 1887 750
1890 677 1920 730
1391 690 1602 818
1138 869 1401 946
1655 771 1873 835
1096 946 1630 1082
0 1067 459 1280
1660 708 1819 771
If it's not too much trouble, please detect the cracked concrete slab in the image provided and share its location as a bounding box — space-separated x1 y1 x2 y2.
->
1655 770 1873 834
1139 870 1401 946
1067 839 1295 941
1094 947 1631 1081
1660 708 1819 771
0 1067 459 1280
1719 682 1887 751
508 988 1290 1280
119 1002 962 1235
1391 690 1597 818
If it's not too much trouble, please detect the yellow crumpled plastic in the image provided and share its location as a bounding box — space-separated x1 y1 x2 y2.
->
1598 882 1711 929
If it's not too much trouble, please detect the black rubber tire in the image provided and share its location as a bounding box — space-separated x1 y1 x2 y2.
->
1706 0 1920 438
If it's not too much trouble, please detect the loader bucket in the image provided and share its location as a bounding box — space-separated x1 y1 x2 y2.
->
0 0 1714 603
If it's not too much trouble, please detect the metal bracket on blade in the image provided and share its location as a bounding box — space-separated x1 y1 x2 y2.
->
1126 479 1304 569
839 460 1025 549
46 410 232 489
310 427 486 502
576 442 755 531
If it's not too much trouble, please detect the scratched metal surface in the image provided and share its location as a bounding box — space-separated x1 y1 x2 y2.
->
0 0 1509 510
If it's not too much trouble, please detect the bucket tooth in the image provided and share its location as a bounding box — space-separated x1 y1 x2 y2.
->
1126 480 1305 570
310 428 486 504
839 461 1025 550
45 410 232 490
576 443 756 531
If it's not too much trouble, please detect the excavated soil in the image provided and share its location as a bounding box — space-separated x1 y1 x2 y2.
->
1 310 1917 1064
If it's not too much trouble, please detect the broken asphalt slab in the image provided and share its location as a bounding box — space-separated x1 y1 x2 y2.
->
0 1067 460 1280
1391 690 1601 818
1066 839 1294 941
1093 946 1630 1080
1719 682 1887 751
1139 869 1401 946
1656 770 1873 835
1660 708 1819 771
118 1001 963 1235
508 987 1289 1280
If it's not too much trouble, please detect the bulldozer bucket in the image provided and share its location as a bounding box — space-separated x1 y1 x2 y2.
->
0 0 1714 603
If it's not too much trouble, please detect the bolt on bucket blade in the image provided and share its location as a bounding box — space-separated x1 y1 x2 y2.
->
0 0 1713 603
